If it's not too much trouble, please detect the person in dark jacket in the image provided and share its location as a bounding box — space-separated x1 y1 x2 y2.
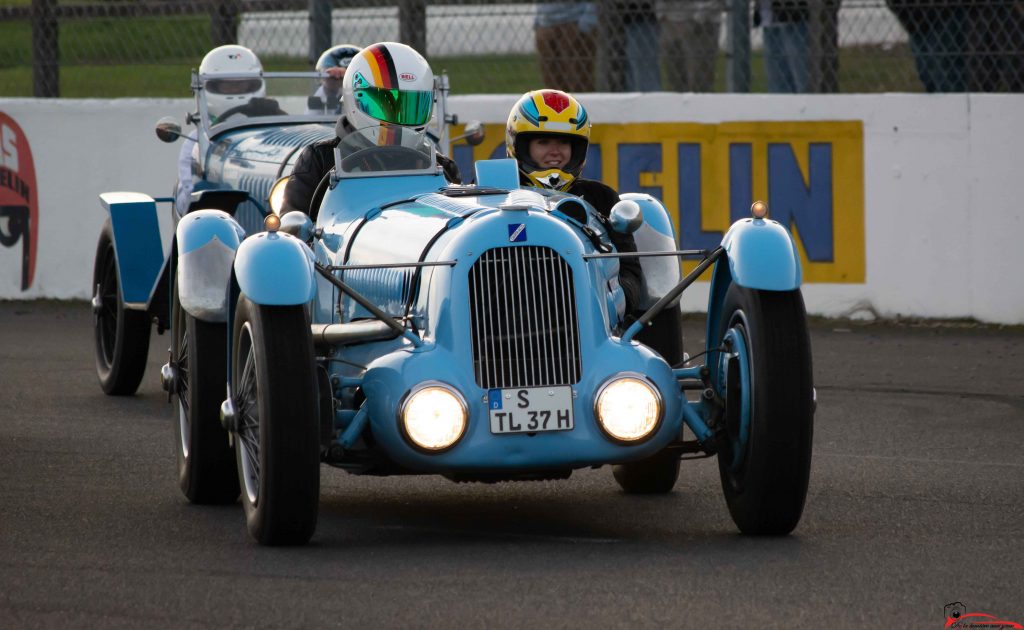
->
505 89 643 315
283 42 461 217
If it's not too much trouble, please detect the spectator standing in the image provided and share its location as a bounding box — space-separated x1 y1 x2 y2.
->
886 0 968 92
756 0 810 92
534 2 599 92
657 0 725 92
755 0 839 93
598 1 662 91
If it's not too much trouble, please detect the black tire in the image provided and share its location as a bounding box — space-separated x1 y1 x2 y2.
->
92 219 151 395
172 283 239 504
612 448 681 494
635 305 686 366
232 297 320 545
715 284 814 535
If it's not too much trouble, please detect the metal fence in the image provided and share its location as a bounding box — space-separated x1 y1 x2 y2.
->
2 0 1022 97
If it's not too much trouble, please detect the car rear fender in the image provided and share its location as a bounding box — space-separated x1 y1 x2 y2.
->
233 230 316 305
99 192 166 308
619 193 682 310
175 209 245 322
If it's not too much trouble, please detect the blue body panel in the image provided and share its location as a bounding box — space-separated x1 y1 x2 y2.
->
720 217 802 291
100 192 165 307
328 192 657 470
234 231 316 305
176 209 244 255
357 340 682 471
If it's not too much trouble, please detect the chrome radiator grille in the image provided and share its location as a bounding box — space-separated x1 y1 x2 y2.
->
468 246 581 389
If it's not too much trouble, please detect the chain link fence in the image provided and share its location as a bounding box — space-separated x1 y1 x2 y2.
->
1 0 1022 97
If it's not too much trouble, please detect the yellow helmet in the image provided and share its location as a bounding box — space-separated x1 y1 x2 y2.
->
505 90 591 191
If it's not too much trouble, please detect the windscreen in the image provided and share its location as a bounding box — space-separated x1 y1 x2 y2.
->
335 125 436 177
200 73 338 128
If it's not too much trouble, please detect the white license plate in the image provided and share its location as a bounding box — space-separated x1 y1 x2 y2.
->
488 386 574 434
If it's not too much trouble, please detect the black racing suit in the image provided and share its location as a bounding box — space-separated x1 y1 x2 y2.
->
283 117 462 217
559 177 644 316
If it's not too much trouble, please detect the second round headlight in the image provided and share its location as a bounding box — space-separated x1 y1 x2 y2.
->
400 383 467 451
595 375 662 442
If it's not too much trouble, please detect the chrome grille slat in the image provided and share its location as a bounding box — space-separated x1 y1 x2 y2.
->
468 246 581 389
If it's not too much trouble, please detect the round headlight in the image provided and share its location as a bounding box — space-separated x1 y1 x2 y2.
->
400 383 467 452
595 375 662 442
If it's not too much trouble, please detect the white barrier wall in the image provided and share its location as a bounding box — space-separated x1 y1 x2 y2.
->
0 94 1021 324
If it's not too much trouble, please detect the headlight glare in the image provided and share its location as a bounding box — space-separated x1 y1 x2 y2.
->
401 383 467 451
595 375 662 442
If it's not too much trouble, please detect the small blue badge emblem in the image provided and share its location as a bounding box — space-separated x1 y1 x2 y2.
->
508 224 527 242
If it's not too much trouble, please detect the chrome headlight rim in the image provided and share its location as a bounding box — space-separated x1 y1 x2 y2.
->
593 372 664 445
397 380 469 454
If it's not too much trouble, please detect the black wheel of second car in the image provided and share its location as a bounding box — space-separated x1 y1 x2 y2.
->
612 448 681 494
232 296 320 546
92 219 151 395
171 283 239 504
714 283 814 536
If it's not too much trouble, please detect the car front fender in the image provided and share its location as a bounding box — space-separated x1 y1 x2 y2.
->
176 209 245 322
721 218 802 291
234 231 316 305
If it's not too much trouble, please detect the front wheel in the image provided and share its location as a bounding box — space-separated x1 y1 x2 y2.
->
715 284 814 535
232 297 320 545
92 219 151 395
172 283 239 504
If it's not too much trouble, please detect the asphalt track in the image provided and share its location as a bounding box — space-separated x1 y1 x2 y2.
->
1 300 1022 628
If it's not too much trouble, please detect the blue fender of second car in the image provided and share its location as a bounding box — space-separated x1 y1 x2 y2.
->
175 209 246 322
233 230 317 305
720 217 802 291
99 192 166 308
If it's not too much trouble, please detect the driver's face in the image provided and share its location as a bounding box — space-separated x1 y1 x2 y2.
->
529 137 572 169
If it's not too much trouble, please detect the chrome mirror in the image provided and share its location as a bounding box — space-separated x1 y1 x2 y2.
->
155 117 183 143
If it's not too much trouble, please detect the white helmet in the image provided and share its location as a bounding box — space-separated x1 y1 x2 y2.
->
342 42 435 144
199 45 265 120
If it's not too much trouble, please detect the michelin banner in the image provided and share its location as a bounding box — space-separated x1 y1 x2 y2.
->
0 94 1020 323
453 120 864 285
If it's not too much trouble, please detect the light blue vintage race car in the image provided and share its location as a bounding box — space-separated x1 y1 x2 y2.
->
92 71 814 545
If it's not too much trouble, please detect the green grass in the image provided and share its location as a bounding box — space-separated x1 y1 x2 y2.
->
0 10 923 97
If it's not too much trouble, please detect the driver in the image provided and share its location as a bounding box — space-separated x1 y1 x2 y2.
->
199 44 285 123
506 89 642 314
306 44 362 114
282 42 461 217
175 45 284 213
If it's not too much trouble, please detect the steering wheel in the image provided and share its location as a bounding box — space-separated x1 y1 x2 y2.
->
341 145 431 173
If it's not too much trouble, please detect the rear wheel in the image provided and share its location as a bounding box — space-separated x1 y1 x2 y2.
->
172 283 239 504
93 219 151 395
612 448 681 494
715 284 814 535
232 297 320 545
635 305 686 366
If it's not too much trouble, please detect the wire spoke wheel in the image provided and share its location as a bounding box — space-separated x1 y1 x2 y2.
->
171 280 238 504
92 219 151 395
231 296 320 545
